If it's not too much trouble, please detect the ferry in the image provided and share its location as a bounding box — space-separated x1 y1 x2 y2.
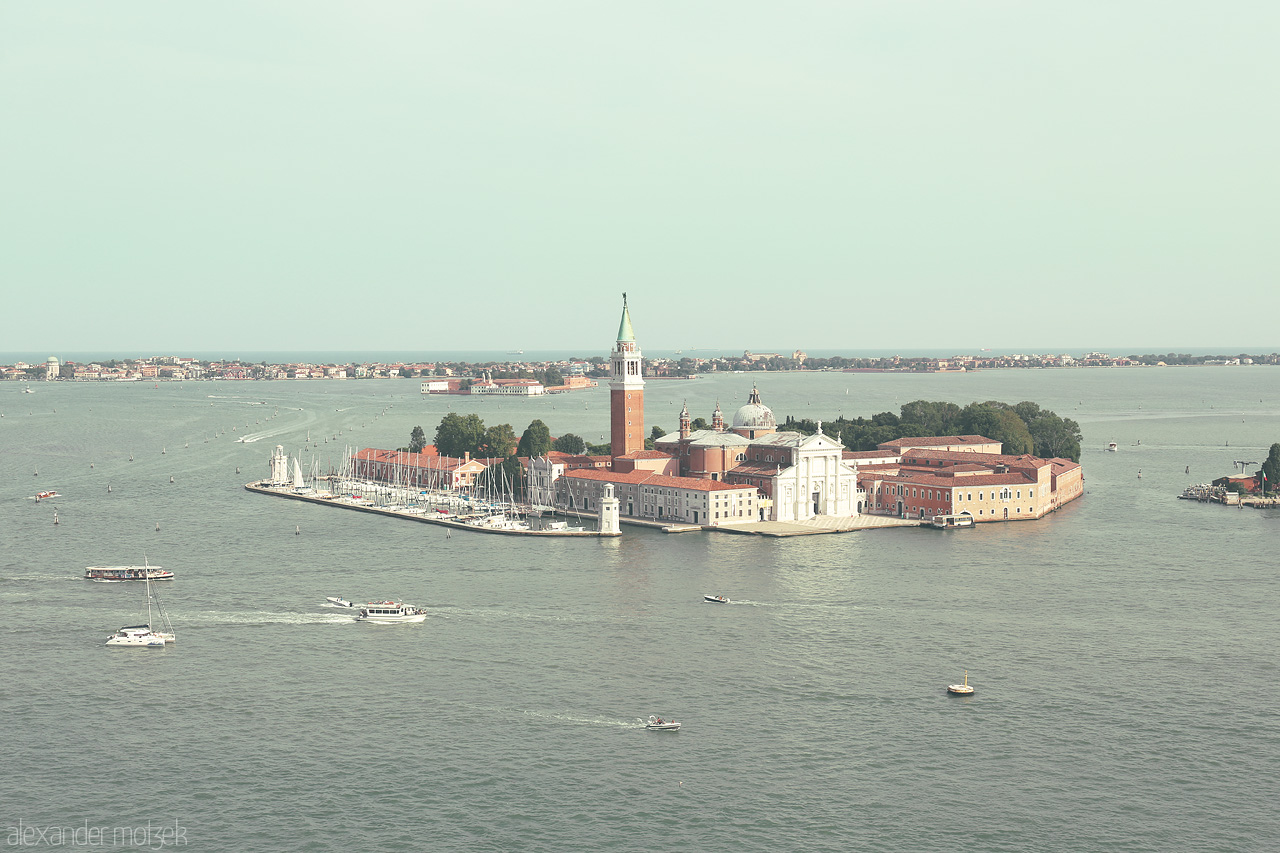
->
355 601 427 623
85 565 175 582
929 514 974 529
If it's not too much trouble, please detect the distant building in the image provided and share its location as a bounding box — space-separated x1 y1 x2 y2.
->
45 356 59 381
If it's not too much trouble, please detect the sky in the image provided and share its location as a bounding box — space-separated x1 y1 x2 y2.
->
3 1 1277 354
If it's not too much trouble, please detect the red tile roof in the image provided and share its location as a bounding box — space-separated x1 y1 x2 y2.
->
879 435 997 450
564 469 753 493
614 450 677 460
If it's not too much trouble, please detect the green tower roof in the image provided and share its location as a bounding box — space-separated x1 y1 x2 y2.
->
617 295 635 342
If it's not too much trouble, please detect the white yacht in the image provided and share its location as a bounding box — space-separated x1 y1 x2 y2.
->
326 597 354 608
105 625 165 648
103 560 176 646
356 601 426 623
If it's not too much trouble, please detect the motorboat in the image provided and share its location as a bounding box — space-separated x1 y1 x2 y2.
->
947 671 974 695
930 514 974 529
105 625 165 648
542 520 586 533
1106 442 1118 452
646 715 681 731
326 597 354 608
356 601 427 623
34 490 59 500
85 565 174 582
703 595 730 604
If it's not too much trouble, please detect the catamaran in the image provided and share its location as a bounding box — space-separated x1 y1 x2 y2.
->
105 560 176 646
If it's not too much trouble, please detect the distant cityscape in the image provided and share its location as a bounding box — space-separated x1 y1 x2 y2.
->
3 349 1277 385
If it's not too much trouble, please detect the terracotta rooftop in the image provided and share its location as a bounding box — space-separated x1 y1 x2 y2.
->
564 469 753 492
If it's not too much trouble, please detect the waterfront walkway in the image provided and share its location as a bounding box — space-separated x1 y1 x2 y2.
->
712 514 920 537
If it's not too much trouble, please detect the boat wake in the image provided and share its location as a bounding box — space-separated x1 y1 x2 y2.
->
518 709 639 729
181 610 355 626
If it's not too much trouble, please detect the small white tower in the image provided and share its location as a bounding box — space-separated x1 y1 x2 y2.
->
598 482 621 536
45 356 60 381
269 445 289 485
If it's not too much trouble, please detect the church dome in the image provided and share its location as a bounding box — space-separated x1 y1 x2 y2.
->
732 386 776 431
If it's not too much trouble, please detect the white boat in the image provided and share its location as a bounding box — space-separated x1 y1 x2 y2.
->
930 514 974 529
542 520 586 533
106 562 176 646
105 625 165 648
356 601 426 623
1106 442 1118 452
85 565 174 582
703 595 730 604
326 596 354 608
947 671 974 695
645 715 681 731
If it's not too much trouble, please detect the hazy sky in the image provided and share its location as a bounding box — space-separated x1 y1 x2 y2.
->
3 2 1277 354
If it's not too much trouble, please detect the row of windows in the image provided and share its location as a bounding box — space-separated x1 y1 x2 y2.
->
876 485 1038 502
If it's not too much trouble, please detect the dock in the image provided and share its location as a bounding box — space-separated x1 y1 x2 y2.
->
244 483 618 536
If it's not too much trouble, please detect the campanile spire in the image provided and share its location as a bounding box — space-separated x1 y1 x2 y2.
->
610 293 645 458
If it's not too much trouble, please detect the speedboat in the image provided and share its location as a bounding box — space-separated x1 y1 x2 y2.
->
356 601 427 623
947 671 974 695
646 715 681 731
703 595 730 604
105 625 166 648
35 490 59 500
326 597 354 608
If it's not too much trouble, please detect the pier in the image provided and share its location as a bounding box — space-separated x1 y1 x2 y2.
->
244 482 619 537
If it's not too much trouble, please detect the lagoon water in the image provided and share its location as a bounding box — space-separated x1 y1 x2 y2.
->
2 368 1278 852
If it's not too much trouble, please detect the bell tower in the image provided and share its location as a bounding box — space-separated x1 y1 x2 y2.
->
610 293 645 458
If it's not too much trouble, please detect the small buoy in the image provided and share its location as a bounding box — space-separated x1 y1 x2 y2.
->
90 462 94 469
155 522 160 532
107 484 112 493
170 476 174 484
295 525 300 536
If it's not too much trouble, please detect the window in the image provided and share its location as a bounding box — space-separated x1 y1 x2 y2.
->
1017 490 1022 498
967 493 972 501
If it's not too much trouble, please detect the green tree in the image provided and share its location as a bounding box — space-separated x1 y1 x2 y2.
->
481 423 518 459
586 441 612 455
552 433 586 454
434 413 486 458
1262 443 1280 494
516 419 553 458
690 417 709 431
409 426 427 454
960 403 1034 455
1015 402 1082 462
899 400 961 436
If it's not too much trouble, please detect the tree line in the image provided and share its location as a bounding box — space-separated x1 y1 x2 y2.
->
782 399 1083 462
